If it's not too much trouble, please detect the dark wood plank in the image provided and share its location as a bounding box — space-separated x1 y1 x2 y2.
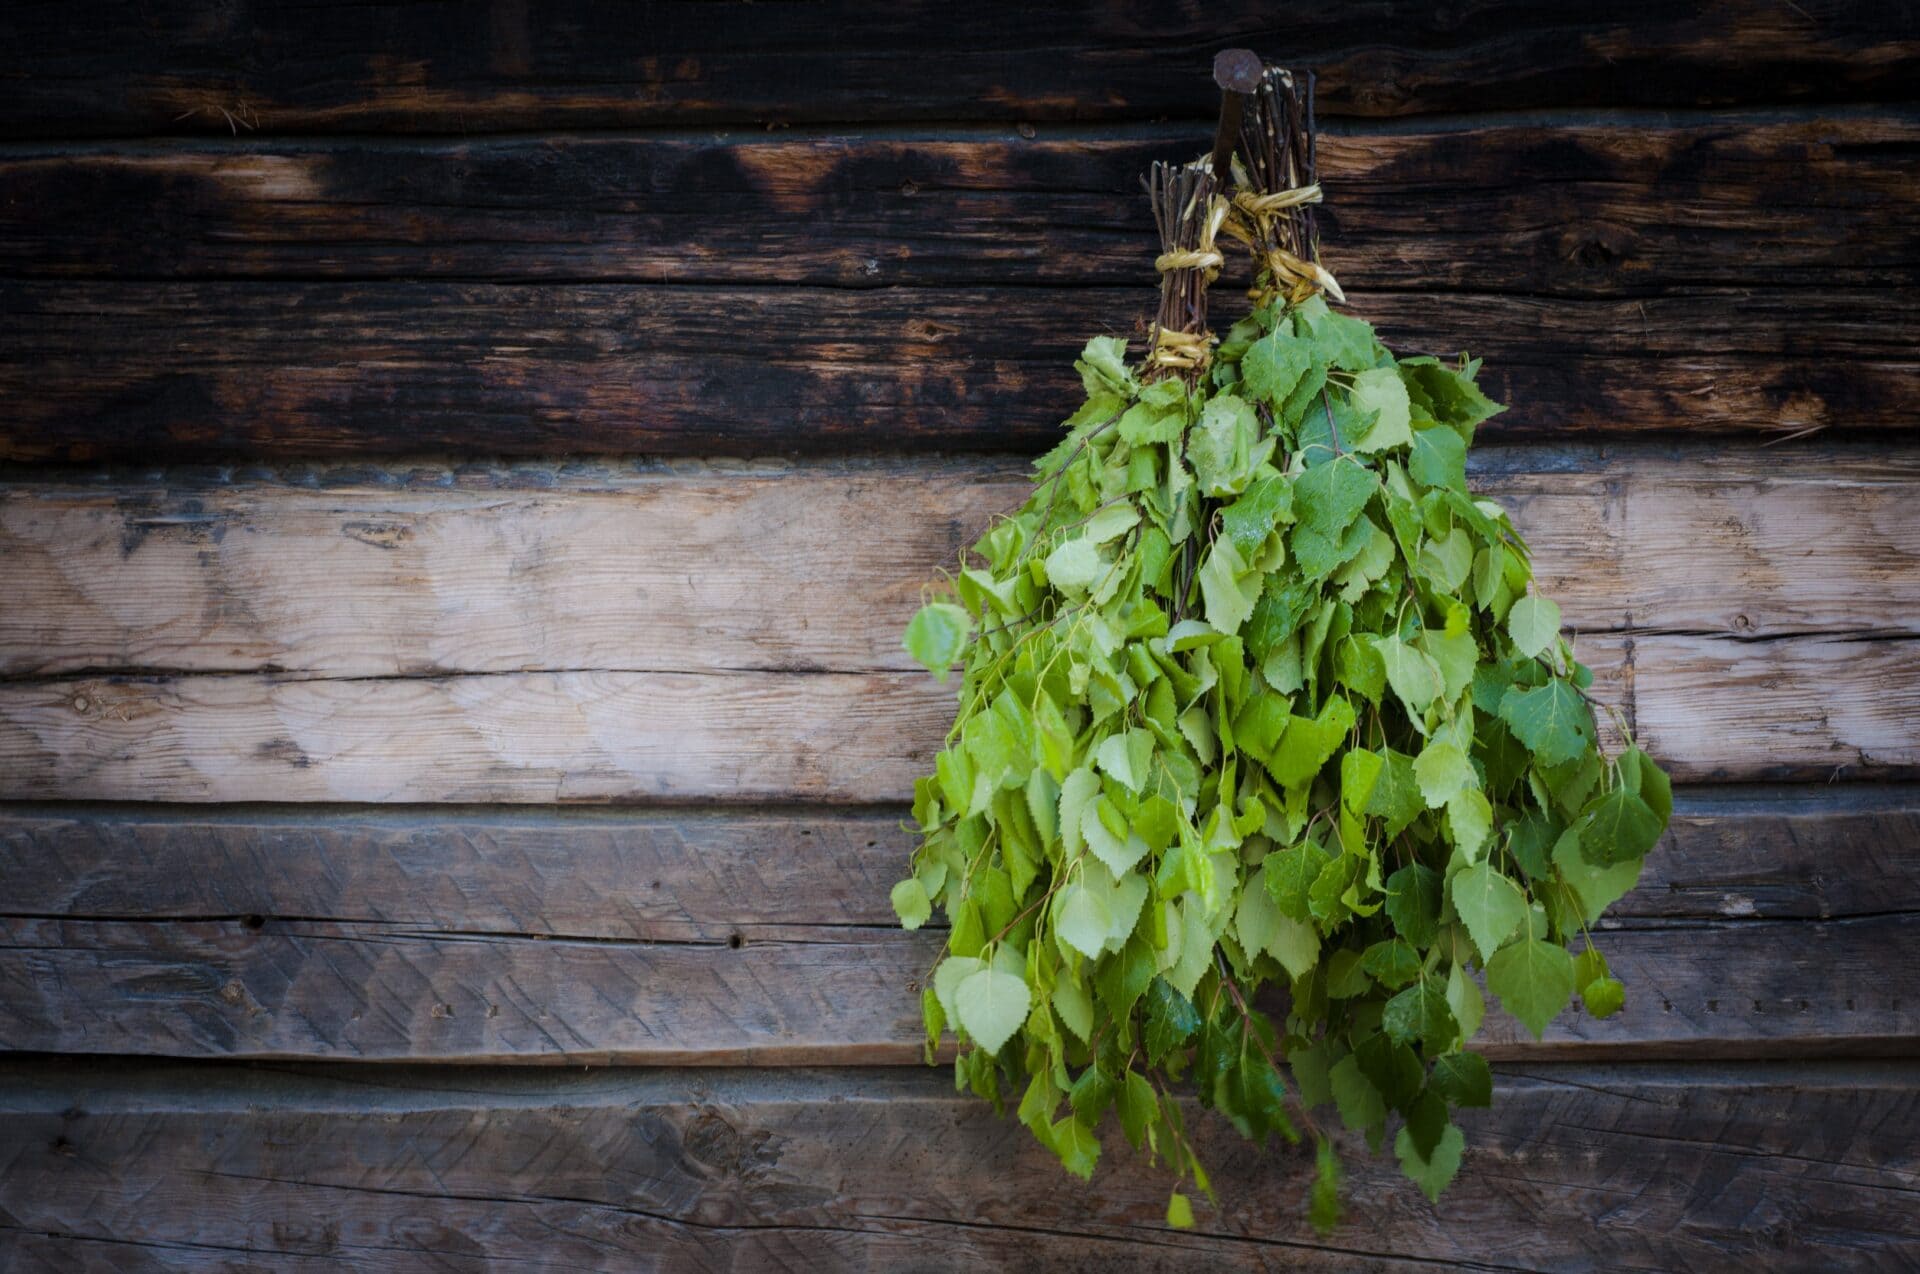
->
1 281 1909 463
1 788 1912 942
0 907 1912 1062
3 111 1911 293
0 1059 1914 1270
2 2 1914 136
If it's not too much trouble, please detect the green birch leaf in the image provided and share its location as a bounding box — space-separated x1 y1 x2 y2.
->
1485 938 1575 1038
904 602 971 681
1052 978 1094 1043
1430 1051 1493 1108
1499 679 1594 767
1382 975 1456 1049
1051 1115 1101 1181
1166 1191 1196 1229
1394 1123 1464 1203
1200 534 1262 635
955 967 1032 1053
1243 329 1312 403
1057 882 1114 960
1451 862 1529 961
1045 537 1106 594
1446 961 1486 1039
1577 787 1664 867
1384 863 1443 948
891 878 932 930
1413 741 1474 808
1348 367 1413 453
1447 787 1494 863
1409 424 1468 492
1582 976 1627 1018
1506 593 1561 659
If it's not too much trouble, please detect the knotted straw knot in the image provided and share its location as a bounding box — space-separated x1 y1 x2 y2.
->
1231 184 1323 217
1153 193 1230 283
1147 325 1217 371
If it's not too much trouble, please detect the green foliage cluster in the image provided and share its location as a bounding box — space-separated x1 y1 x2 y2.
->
898 294 1670 1227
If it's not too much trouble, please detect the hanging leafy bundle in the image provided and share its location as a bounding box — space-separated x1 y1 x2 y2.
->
895 65 1669 1229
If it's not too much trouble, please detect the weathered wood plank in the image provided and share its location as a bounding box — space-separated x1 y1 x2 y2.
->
1 282 1909 462
0 908 1912 1063
0 1060 1914 1271
3 112 1912 293
2 2 1914 135
0 631 1913 802
4 447 1914 682
0 668 949 803
4 789 1909 942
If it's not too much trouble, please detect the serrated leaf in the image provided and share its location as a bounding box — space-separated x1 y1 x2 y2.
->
1199 534 1262 635
1394 1123 1464 1203
904 602 971 681
1050 1115 1101 1180
1577 787 1664 867
1045 537 1106 594
1582 975 1627 1018
1485 938 1575 1039
1348 367 1413 453
1413 741 1474 808
1166 1191 1195 1229
1499 679 1594 767
1243 329 1312 403
1450 862 1529 961
1056 882 1113 960
1446 961 1486 1040
1382 975 1456 1049
1384 863 1443 948
1447 788 1493 863
891 877 931 930
1409 424 1467 492
1052 978 1094 1043
1430 1051 1493 1108
955 967 1032 1054
1506 593 1561 659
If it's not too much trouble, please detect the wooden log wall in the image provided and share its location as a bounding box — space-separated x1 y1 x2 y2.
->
0 4 1916 1268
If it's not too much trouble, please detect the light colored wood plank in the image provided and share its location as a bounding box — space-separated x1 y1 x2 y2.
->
3 447 1914 681
0 1060 1915 1270
0 631 1912 802
0 669 948 803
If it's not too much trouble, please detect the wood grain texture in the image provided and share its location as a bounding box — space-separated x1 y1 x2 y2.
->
2 1 1914 135
0 1059 1915 1270
1 281 1910 462
3 112 1912 293
4 788 1911 936
0 907 1912 1063
4 446 1914 684
0 628 1914 802
0 668 949 804
0 789 1912 1064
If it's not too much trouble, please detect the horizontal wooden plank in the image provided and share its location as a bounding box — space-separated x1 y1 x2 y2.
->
0 632 1914 801
0 1060 1914 1270
1 282 1910 462
4 788 1910 942
0 668 947 803
2 2 1913 135
4 447 1913 684
0 906 1912 1063
3 112 1912 293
